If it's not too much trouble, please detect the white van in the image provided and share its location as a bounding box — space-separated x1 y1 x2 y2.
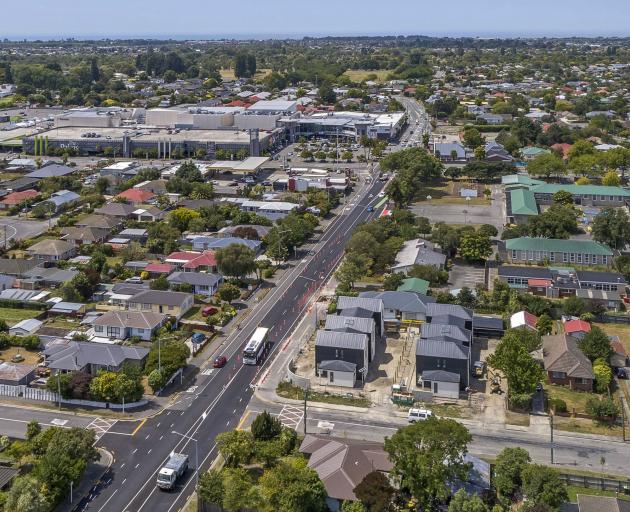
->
407 408 433 423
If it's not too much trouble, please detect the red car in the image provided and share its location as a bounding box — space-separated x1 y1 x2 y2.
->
213 356 227 368
202 306 218 317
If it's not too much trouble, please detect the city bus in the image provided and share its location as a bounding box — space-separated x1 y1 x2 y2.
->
243 327 269 365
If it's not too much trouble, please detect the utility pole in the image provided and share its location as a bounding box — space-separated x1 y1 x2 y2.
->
303 387 309 435
550 413 554 464
621 396 626 442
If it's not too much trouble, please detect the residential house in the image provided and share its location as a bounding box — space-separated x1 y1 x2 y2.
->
44 340 149 375
189 236 262 253
0 362 36 386
115 188 156 205
165 251 218 273
144 262 175 277
433 142 468 161
575 495 630 512
127 289 194 321
510 310 538 330
336 296 384 338
425 303 473 331
576 271 626 293
391 238 446 274
542 334 594 391
9 318 43 337
0 274 16 291
27 239 76 261
21 267 78 289
217 224 271 240
61 226 110 246
484 141 513 162
94 202 137 219
315 330 369 387
167 271 223 296
575 288 622 310
358 290 435 328
472 315 505 338
478 112 511 125
92 311 168 341
1 177 40 193
117 228 148 243
39 190 80 212
24 163 74 179
324 314 377 363
299 435 393 510
75 214 123 231
563 319 591 339
506 238 613 266
521 147 551 160
415 339 468 398
0 189 39 210
0 258 39 277
133 179 167 195
609 337 628 369
133 206 165 222
396 277 429 295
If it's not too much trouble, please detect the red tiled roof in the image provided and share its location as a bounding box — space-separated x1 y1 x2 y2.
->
528 279 551 287
182 251 217 269
116 189 155 203
1 189 39 205
145 263 175 274
564 319 591 334
610 339 626 356
165 251 200 262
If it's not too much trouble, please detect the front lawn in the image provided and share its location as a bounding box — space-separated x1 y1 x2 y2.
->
544 382 613 415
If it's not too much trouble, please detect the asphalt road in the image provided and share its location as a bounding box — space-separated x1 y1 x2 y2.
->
0 404 96 438
78 169 385 512
0 216 50 247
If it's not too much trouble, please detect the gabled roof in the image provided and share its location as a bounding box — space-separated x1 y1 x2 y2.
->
577 495 630 512
416 339 469 359
25 163 74 179
0 189 39 204
337 296 384 314
167 271 221 287
61 226 110 242
315 330 368 351
94 203 136 217
510 310 538 329
324 314 375 335
145 262 175 274
397 277 429 295
510 188 538 216
44 340 149 371
0 258 39 276
129 289 192 307
576 270 626 285
318 360 357 372
358 290 434 314
564 319 591 334
75 214 121 229
506 237 613 256
498 266 552 279
426 303 473 322
115 188 155 203
422 369 461 383
529 183 630 197
543 334 594 379
27 239 74 256
421 323 471 343
93 311 167 330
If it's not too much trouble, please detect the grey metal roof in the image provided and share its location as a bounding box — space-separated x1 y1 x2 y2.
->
422 369 461 383
498 266 552 279
315 330 368 351
421 323 471 343
44 340 149 371
337 296 383 314
338 307 374 319
426 303 472 322
429 314 469 330
472 315 504 330
93 311 167 329
0 258 39 276
0 466 18 489
416 339 469 359
358 290 434 314
23 267 79 284
25 164 74 179
129 289 193 307
318 360 357 372
324 315 374 334
576 270 626 285
167 271 221 287
50 302 84 313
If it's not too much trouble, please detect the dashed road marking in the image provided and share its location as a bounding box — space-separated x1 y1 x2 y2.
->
86 417 117 441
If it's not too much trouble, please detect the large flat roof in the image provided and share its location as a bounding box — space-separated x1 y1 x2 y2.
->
28 127 271 144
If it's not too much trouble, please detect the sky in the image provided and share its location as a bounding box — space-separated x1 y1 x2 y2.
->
2 0 629 39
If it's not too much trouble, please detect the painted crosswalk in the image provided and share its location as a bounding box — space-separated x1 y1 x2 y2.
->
277 404 304 430
86 417 117 441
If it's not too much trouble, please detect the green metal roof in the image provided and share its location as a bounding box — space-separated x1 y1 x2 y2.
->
506 237 613 255
397 277 429 295
510 189 538 216
529 183 630 197
501 174 545 186
521 147 551 157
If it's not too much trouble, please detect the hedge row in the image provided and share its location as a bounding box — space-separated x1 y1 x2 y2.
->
0 299 48 311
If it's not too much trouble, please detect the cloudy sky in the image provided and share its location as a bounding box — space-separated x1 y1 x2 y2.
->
2 0 628 39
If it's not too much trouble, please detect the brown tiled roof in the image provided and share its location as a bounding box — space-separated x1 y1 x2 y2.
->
577 495 630 512
543 334 594 380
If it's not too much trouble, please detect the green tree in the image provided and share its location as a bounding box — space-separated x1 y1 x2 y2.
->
3 477 49 512
336 252 371 289
216 430 255 467
463 127 485 149
222 467 259 511
586 397 620 421
251 411 283 441
552 190 574 206
601 170 621 187
448 489 489 512
569 154 599 177
527 204 579 239
592 207 630 250
383 273 405 291
198 469 224 508
342 501 367 512
478 224 498 238
384 418 472 510
458 231 492 262
578 326 612 362
521 464 568 509
318 82 336 104
354 470 395 512
150 275 170 291
341 150 353 162
169 208 201 232
175 161 203 182
593 358 613 393
145 340 190 376
215 244 256 279
563 296 588 317
26 420 41 441
258 456 328 512
487 332 544 394
493 447 531 502
527 153 566 178
217 282 241 303
536 314 553 336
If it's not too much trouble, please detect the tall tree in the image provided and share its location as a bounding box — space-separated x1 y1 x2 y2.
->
448 489 489 512
578 326 613 362
198 469 224 508
3 477 49 512
458 232 492 262
521 465 568 509
354 471 395 512
591 208 630 250
527 153 566 178
493 447 531 502
215 244 257 279
384 418 472 510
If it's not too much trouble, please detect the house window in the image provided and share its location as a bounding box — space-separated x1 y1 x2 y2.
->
108 327 121 337
570 253 575 263
602 255 608 264
562 253 568 263
584 254 590 264
137 328 145 334
142 303 151 310
549 252 555 262
520 251 526 260
577 253 582 263
528 251 534 261
578 378 590 385
609 196 614 202
129 303 138 309
511 250 517 260
551 371 566 379
535 251 541 260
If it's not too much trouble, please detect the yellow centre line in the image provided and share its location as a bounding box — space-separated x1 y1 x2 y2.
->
236 410 251 431
131 418 147 436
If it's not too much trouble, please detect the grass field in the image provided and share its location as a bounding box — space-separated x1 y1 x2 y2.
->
595 322 630 356
0 96 17 108
219 68 272 81
343 69 393 82
0 308 43 326
567 485 630 502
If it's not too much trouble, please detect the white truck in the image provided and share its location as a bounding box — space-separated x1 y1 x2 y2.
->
156 453 189 490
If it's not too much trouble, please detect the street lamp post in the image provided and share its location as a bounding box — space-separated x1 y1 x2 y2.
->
172 430 199 488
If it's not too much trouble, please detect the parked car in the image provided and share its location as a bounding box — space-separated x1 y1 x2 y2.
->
472 361 486 377
125 277 143 284
11 354 24 363
213 356 227 368
407 408 433 423
367 206 374 212
201 306 218 317
30 378 48 389
191 333 206 344
616 367 628 379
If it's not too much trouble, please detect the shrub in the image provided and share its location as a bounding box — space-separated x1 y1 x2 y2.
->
262 267 275 278
508 393 532 411
548 398 567 414
586 398 620 421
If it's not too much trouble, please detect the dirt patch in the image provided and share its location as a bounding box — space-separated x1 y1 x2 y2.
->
0 346 41 365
